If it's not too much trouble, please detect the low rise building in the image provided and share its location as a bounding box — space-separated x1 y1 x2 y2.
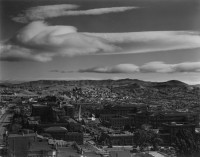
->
65 132 83 145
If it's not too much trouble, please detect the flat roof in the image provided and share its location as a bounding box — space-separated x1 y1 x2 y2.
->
8 133 36 138
29 141 53 152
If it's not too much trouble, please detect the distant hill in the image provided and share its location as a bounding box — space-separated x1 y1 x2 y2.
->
151 80 189 88
1 79 200 110
193 84 200 88
0 79 193 88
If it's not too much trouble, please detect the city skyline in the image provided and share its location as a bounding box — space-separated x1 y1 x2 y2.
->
1 0 200 84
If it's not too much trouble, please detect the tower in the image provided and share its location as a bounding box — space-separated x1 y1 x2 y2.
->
78 104 82 121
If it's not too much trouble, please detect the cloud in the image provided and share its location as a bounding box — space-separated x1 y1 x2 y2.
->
50 70 68 73
79 64 139 73
1 21 200 62
0 43 53 62
12 4 137 23
140 62 174 73
78 62 200 74
140 62 200 73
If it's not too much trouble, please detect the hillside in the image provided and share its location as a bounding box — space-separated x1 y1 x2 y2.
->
1 79 200 111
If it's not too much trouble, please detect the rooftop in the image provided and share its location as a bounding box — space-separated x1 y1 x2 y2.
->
45 126 68 132
8 133 36 138
29 141 53 152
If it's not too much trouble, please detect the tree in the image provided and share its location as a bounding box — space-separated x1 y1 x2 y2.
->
134 129 150 151
173 129 200 157
134 129 163 151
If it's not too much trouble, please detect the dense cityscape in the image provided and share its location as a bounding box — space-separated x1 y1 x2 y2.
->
1 0 200 157
0 79 200 157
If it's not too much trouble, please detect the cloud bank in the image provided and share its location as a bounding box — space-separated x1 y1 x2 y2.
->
79 64 139 73
1 21 200 62
12 4 137 23
78 62 200 74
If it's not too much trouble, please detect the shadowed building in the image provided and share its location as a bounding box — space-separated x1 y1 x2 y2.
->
162 122 196 145
44 126 68 140
63 104 75 118
65 132 83 145
31 104 55 123
7 133 37 157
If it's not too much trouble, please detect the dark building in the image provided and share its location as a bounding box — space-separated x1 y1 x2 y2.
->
133 111 198 129
99 114 115 122
65 132 83 145
52 107 66 122
161 122 196 145
43 125 83 144
133 112 150 128
44 126 68 140
102 132 134 146
109 116 134 129
27 141 57 157
66 118 82 132
63 104 75 118
101 105 146 116
149 112 198 129
7 133 37 157
31 104 55 123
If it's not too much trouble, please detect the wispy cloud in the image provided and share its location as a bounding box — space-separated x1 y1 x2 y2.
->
1 21 200 62
12 4 137 23
78 62 200 74
50 70 68 73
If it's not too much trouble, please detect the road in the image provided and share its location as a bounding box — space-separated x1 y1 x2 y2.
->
0 112 12 144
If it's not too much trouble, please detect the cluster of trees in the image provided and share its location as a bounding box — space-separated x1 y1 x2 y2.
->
134 125 200 157
134 127 163 151
173 129 200 157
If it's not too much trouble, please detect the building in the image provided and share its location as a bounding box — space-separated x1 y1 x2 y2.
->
133 112 150 128
31 104 55 123
109 116 134 129
52 107 66 122
65 132 83 144
149 112 198 129
7 133 37 157
67 118 82 132
63 104 75 118
161 122 196 145
102 132 134 146
44 126 68 140
110 151 131 157
100 114 115 122
101 105 143 116
134 111 198 129
27 141 57 157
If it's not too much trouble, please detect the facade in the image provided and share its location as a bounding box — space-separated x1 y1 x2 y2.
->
44 126 68 140
65 132 83 144
109 116 134 129
31 104 55 123
7 133 37 157
27 141 56 157
103 132 134 146
52 107 66 122
134 111 198 129
63 105 75 118
99 114 115 122
133 112 150 128
149 112 198 128
101 105 144 116
67 118 82 132
162 122 196 145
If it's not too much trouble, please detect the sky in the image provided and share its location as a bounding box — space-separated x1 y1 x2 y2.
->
0 0 200 84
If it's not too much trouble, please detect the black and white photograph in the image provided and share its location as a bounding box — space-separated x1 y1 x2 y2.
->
0 0 200 156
